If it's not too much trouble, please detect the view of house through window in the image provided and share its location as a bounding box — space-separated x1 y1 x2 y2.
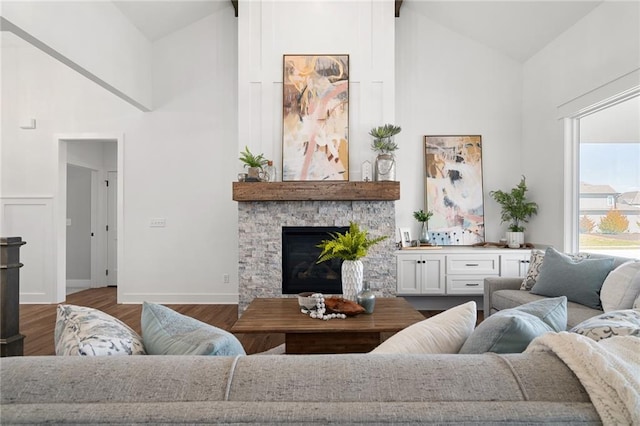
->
578 95 640 258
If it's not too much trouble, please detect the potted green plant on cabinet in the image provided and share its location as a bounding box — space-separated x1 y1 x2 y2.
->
369 124 401 181
490 176 538 248
239 146 269 181
316 222 387 301
413 209 434 244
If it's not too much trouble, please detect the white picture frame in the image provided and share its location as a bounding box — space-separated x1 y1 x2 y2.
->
399 227 412 248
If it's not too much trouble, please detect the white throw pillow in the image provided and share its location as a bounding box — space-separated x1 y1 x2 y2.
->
600 261 640 312
370 301 476 354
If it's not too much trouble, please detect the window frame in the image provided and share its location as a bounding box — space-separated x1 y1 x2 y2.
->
560 72 639 253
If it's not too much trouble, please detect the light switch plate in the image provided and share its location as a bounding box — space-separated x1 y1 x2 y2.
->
149 218 166 227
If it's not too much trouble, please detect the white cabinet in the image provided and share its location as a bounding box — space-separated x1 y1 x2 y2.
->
396 253 445 295
396 247 533 296
500 252 531 278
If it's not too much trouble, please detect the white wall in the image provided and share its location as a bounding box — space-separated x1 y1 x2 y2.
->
120 7 239 303
1 33 139 302
522 1 640 249
238 0 396 179
2 1 153 110
395 3 523 242
1 6 239 303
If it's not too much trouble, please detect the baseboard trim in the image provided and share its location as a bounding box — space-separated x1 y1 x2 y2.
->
119 292 239 304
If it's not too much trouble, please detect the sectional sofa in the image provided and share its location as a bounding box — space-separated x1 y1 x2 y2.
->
1 350 602 424
484 252 635 328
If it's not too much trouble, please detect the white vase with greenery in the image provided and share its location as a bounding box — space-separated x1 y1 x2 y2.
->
316 222 387 301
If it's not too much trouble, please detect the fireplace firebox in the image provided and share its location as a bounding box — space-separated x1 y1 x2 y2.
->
281 226 348 295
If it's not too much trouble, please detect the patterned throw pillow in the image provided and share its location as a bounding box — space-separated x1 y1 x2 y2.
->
54 304 146 356
570 309 640 341
520 249 591 290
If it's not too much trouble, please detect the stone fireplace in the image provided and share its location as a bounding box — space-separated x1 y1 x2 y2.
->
234 182 399 314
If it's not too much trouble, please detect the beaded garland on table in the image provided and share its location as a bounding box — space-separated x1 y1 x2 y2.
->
300 293 347 320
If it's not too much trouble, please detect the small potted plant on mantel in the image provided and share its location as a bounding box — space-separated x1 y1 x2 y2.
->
489 176 538 248
316 222 387 302
239 146 268 182
369 124 401 181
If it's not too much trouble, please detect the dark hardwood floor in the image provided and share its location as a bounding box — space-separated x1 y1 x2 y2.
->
18 287 482 356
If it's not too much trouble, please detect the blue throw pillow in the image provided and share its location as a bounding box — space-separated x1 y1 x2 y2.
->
459 296 567 354
530 247 615 309
141 302 246 356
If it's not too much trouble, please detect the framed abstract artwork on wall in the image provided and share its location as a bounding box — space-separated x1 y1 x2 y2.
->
282 54 349 181
424 135 485 245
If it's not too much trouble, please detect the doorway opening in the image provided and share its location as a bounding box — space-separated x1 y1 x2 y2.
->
57 134 123 302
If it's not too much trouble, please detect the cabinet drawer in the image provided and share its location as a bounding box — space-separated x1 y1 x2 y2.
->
446 276 487 295
447 255 499 275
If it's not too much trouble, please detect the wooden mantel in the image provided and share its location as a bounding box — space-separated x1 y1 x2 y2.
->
232 181 400 201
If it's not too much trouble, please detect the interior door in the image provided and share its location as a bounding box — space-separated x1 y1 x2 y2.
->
106 171 118 286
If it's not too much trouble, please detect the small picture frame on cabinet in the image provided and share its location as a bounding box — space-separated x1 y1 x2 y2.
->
399 227 412 248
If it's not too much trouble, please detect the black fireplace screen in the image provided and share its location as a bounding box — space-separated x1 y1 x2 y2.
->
281 226 347 295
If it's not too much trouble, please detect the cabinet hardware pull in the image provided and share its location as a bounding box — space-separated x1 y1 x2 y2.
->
465 263 479 267
465 283 479 286
520 260 530 264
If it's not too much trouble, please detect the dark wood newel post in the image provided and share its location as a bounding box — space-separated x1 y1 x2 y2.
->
1 237 26 357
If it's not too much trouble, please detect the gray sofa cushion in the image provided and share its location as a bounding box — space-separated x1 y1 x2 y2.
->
491 289 602 329
0 352 599 424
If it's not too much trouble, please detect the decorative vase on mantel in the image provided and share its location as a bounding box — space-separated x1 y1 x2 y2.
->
341 259 363 302
369 124 401 182
375 153 396 181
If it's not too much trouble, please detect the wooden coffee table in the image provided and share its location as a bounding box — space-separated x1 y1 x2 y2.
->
231 297 425 354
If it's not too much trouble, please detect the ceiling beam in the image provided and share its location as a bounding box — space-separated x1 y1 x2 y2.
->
231 0 238 17
231 1 402 18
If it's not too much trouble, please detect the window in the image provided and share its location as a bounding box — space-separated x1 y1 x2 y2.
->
575 96 640 258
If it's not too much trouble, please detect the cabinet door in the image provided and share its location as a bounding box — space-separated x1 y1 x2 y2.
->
500 253 530 278
421 255 445 294
396 254 422 294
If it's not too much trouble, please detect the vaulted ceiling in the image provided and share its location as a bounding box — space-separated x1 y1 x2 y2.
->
113 0 603 63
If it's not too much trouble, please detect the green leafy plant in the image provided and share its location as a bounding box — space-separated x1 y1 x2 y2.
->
413 209 433 223
369 124 401 153
316 222 387 262
489 176 538 232
239 146 268 168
